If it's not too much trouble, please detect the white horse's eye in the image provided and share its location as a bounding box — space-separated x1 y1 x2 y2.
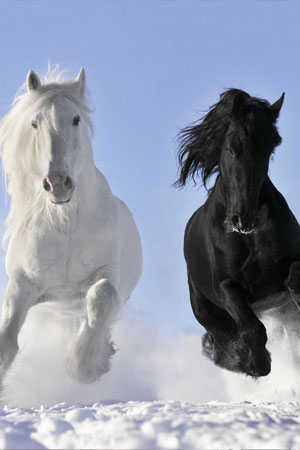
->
73 115 80 126
31 120 38 129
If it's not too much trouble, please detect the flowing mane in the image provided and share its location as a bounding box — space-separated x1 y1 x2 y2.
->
0 67 93 244
176 89 282 189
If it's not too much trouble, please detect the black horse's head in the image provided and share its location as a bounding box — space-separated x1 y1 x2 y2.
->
176 89 284 233
202 332 271 377
220 91 284 233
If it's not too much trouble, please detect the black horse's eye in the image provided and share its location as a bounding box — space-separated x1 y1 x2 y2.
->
73 115 81 126
226 147 235 157
31 121 38 129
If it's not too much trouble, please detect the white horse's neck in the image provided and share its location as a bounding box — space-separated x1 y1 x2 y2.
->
69 142 97 212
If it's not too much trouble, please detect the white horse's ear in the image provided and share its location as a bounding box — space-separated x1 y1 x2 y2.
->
26 70 41 91
74 68 86 98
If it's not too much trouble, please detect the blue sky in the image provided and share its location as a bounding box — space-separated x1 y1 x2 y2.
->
0 0 299 337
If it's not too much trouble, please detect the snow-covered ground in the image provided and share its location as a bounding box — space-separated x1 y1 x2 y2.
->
1 400 300 449
1 305 300 449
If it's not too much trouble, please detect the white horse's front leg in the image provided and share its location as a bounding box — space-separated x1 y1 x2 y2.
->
65 278 119 383
0 274 41 384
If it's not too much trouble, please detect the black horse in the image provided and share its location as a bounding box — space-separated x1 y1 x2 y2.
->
177 89 300 377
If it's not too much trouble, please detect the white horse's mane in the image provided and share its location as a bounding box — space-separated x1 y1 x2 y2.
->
0 67 93 245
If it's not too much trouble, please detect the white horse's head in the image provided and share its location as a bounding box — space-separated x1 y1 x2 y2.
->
0 67 93 241
26 68 90 204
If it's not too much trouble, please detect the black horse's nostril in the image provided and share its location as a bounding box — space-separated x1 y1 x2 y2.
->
43 178 52 192
232 214 256 232
64 175 73 190
232 214 243 230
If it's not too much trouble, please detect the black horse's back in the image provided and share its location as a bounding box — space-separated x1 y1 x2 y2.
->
177 89 300 377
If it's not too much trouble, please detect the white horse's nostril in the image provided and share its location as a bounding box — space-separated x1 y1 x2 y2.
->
64 175 73 190
43 178 52 192
43 175 73 193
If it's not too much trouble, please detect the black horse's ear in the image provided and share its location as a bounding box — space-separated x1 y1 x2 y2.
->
269 93 285 120
232 92 246 119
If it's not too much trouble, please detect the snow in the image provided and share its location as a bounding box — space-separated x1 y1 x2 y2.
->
1 400 300 449
1 306 300 448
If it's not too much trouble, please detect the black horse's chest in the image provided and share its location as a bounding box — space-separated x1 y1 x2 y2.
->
238 225 289 297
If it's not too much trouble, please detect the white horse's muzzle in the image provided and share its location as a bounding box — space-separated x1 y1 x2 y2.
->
43 175 75 205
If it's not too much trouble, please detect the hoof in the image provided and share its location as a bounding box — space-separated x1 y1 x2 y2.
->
65 339 116 384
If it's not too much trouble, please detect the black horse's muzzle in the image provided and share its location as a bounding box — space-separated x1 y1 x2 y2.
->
227 212 257 234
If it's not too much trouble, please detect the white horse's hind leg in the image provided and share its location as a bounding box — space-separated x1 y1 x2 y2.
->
0 275 41 384
65 278 119 383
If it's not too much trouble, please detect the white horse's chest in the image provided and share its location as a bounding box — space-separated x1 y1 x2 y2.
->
9 211 118 288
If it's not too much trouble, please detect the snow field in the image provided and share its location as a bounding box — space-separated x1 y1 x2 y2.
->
1 305 300 448
1 400 300 449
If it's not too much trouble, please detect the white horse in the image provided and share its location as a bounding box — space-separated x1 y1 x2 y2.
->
0 68 142 384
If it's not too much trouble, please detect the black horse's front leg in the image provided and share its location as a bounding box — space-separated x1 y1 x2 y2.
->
188 275 237 337
219 279 270 376
287 261 300 311
220 279 267 343
188 277 238 363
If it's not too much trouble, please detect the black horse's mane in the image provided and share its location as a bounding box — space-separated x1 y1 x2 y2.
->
176 88 282 189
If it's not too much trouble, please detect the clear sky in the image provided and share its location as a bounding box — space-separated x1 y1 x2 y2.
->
0 0 299 337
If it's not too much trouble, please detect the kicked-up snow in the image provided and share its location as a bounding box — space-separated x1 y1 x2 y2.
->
0 305 300 449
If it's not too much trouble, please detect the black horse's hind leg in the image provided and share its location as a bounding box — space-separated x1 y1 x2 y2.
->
287 261 300 312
